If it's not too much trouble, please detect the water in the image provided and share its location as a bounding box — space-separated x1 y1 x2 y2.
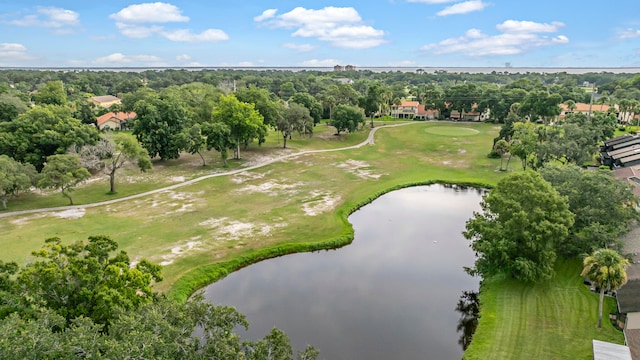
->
4 66 640 74
201 184 484 359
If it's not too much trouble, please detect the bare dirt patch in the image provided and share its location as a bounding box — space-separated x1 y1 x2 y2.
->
336 159 384 179
235 180 304 197
231 170 270 184
199 217 287 241
302 191 341 216
159 237 202 266
52 208 86 219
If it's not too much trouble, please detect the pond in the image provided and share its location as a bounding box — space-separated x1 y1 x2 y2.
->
201 184 483 359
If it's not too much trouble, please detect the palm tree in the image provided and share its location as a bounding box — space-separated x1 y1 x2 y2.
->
581 249 630 328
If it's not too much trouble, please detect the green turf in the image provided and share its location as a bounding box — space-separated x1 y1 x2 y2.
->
463 259 625 359
424 125 480 136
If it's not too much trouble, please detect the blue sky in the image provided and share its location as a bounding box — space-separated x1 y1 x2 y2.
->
1 0 639 68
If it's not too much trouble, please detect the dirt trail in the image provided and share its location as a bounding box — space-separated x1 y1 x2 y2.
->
0 122 419 219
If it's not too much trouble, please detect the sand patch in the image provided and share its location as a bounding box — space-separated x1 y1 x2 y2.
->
231 170 270 184
337 159 384 180
236 180 303 196
159 237 202 266
170 176 185 183
302 191 341 216
199 217 287 241
52 208 86 219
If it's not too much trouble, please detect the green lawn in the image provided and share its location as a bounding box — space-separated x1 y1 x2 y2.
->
464 260 624 359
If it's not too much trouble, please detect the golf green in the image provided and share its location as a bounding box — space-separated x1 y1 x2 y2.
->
425 126 480 136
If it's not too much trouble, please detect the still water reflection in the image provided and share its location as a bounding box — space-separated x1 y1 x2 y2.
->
202 184 483 359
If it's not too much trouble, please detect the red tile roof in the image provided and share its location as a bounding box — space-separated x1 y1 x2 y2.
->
97 111 136 127
560 103 610 112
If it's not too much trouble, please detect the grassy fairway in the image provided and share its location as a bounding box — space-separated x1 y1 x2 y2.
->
0 122 503 292
463 260 624 359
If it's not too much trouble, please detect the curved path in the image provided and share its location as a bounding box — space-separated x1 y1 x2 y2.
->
0 122 420 218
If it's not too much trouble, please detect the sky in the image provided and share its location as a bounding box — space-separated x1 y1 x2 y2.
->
1 0 639 68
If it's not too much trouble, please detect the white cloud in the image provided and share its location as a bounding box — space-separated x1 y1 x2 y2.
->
161 29 228 42
299 59 341 67
115 23 162 38
254 9 277 22
283 43 316 52
6 6 79 31
421 20 569 56
94 52 164 65
109 2 189 23
256 6 387 49
407 0 457 3
619 28 640 39
496 20 564 33
437 0 487 16
110 3 228 43
0 43 36 62
176 54 191 61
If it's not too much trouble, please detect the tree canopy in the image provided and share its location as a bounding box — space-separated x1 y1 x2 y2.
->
540 163 638 256
0 236 318 359
211 94 267 159
464 171 574 282
37 154 91 205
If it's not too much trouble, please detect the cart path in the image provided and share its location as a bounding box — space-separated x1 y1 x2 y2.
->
0 122 420 218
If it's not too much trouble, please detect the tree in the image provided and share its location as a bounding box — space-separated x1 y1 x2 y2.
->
510 121 538 170
518 90 562 124
202 122 234 166
464 171 574 282
184 124 208 166
0 237 318 359
444 83 480 118
0 105 100 171
211 94 267 159
540 163 638 256
289 92 323 124
330 104 364 135
33 80 67 106
103 134 151 193
0 155 36 210
359 82 384 128
236 85 281 127
132 97 188 160
277 103 311 148
38 154 91 205
11 236 162 326
493 139 510 171
581 249 629 328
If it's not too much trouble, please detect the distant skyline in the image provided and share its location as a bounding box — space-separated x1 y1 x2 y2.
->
1 1 639 68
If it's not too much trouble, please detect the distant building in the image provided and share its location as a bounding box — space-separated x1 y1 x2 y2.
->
345 64 356 71
90 95 122 108
97 111 136 131
334 78 354 85
334 64 345 71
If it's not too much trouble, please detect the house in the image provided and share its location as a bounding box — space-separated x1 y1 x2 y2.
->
97 111 136 131
90 95 122 108
391 101 419 119
415 104 439 120
449 104 490 122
